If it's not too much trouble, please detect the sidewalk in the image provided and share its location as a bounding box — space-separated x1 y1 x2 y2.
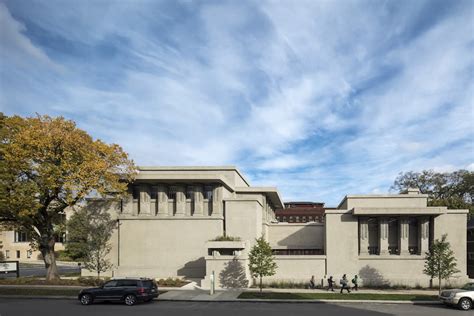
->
158 287 441 304
0 284 441 304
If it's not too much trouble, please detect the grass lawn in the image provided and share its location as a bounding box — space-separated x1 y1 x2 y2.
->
238 292 438 301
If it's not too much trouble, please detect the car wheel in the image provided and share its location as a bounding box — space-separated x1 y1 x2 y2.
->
124 294 137 306
79 294 93 305
458 298 472 311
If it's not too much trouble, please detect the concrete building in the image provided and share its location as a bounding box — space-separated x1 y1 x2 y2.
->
79 166 469 288
1 166 469 288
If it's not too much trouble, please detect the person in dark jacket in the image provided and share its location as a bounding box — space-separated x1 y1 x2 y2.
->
340 274 351 293
327 276 335 292
352 275 359 291
309 275 316 289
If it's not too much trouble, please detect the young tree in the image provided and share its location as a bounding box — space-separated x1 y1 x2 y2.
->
423 234 460 295
0 114 136 280
67 201 116 278
248 236 277 293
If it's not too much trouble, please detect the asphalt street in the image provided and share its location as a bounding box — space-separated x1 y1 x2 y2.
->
0 298 466 316
0 264 80 278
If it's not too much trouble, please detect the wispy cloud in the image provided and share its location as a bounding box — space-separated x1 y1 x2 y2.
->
0 0 472 205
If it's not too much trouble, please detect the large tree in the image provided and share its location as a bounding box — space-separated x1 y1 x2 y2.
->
423 234 459 294
0 114 136 280
391 169 473 213
248 236 277 293
66 201 116 278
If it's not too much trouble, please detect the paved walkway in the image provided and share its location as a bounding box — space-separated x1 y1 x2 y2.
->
158 287 440 304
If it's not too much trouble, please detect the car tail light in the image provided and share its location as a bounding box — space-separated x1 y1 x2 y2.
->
138 287 145 295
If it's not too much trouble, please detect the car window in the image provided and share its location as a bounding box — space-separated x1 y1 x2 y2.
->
103 280 118 288
117 280 138 287
142 280 154 288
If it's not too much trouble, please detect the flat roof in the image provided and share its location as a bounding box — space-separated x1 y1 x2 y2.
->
235 187 284 209
337 193 429 209
137 166 250 187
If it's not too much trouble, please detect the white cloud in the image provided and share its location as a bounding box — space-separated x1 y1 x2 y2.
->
0 0 472 205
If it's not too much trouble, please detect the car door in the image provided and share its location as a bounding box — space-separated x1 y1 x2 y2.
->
97 280 119 300
116 279 138 298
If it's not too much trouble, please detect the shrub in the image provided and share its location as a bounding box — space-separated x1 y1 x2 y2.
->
156 277 189 287
77 277 109 287
211 235 241 241
55 250 74 262
258 281 322 289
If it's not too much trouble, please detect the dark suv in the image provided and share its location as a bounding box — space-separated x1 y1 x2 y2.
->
78 278 159 306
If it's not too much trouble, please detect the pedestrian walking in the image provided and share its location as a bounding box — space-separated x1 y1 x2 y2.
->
352 275 359 291
327 276 335 292
340 274 351 293
309 275 316 289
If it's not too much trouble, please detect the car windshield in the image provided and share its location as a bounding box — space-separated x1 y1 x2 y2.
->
460 283 474 290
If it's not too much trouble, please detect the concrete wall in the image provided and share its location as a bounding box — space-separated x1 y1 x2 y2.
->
266 256 326 283
344 195 428 209
357 257 429 286
203 256 251 289
116 218 223 278
225 200 263 245
433 211 468 277
325 211 359 278
267 223 324 250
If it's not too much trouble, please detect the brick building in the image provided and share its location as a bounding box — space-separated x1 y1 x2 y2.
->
275 202 325 223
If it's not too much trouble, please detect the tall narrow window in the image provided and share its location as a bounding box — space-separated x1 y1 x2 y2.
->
388 218 399 255
132 186 140 199
408 217 419 255
168 187 176 200
204 186 213 200
186 186 194 200
368 217 379 255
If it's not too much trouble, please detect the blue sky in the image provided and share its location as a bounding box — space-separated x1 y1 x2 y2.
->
0 0 473 205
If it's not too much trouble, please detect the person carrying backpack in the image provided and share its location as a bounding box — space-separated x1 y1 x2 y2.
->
340 274 351 293
352 275 359 291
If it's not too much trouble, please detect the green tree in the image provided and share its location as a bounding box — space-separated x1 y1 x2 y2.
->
66 201 116 278
423 234 460 295
391 170 473 213
248 236 277 293
0 114 136 280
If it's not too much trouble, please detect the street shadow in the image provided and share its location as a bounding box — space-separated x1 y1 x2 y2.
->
219 258 248 288
359 265 390 287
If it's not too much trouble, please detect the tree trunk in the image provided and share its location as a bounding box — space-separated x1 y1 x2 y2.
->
40 237 60 281
259 276 262 293
438 273 442 295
